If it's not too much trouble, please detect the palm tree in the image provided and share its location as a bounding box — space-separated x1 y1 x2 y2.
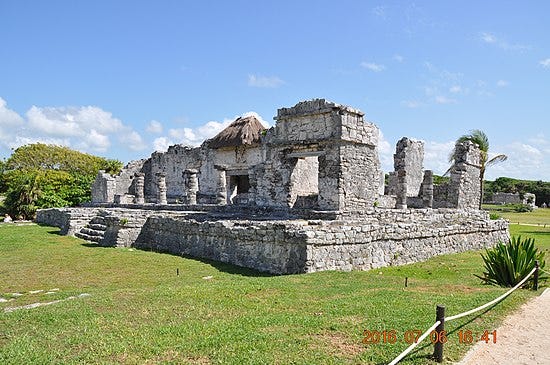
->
448 130 507 209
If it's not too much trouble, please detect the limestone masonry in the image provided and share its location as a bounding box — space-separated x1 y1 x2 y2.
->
36 99 509 274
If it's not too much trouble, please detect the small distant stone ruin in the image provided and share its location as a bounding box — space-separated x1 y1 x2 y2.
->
486 192 537 209
37 99 509 274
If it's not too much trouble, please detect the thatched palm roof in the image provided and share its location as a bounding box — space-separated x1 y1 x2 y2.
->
207 116 266 149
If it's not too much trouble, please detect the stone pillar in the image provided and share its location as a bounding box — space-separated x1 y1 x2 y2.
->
448 141 481 209
183 169 199 205
156 172 167 205
395 170 407 209
393 137 425 197
134 172 145 204
421 170 433 208
215 169 227 205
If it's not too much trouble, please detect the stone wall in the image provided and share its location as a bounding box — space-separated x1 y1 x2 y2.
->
134 208 508 274
134 217 308 274
254 99 381 211
289 156 319 208
36 207 101 235
37 206 509 274
91 171 115 203
488 192 537 208
447 141 481 209
387 137 424 197
305 209 508 272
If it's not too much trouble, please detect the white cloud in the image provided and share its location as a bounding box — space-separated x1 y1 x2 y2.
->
480 32 497 43
78 129 110 152
479 32 531 52
449 85 462 93
0 97 146 155
248 74 285 88
0 97 25 127
434 96 456 104
120 130 147 151
393 54 404 63
156 111 269 150
539 58 550 68
146 120 163 134
487 140 549 181
423 140 455 175
152 137 174 152
361 62 386 72
377 130 393 172
401 100 422 108
420 135 550 181
496 80 509 87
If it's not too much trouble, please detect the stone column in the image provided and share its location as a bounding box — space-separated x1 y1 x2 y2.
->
215 169 227 205
421 170 434 208
183 169 199 205
134 172 145 204
156 172 167 205
448 141 481 209
395 170 407 209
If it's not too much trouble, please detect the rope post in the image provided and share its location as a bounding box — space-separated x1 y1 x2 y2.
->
534 260 539 291
433 305 445 363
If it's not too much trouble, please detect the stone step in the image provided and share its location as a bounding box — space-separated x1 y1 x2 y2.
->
87 223 107 231
79 228 105 237
75 232 102 243
89 216 106 225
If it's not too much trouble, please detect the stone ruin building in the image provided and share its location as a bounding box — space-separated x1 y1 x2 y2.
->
486 192 537 209
37 99 509 274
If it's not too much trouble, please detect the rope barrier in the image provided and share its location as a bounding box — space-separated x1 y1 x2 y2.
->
387 266 538 365
446 266 537 321
387 320 441 365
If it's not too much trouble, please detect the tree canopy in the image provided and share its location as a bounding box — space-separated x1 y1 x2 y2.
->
0 144 122 219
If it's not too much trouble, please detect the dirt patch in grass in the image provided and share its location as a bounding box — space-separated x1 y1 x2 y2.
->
311 332 364 359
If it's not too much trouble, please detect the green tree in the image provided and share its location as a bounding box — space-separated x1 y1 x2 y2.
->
5 143 122 175
4 171 42 219
0 158 6 193
449 130 507 209
2 143 123 219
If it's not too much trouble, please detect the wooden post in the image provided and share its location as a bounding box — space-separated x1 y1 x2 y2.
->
433 305 445 363
534 260 539 290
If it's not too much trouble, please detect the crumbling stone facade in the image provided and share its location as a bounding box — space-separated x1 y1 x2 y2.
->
487 192 537 208
38 99 508 274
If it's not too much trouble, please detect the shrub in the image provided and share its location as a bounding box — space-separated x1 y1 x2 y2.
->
489 212 501 220
475 236 547 288
513 203 533 213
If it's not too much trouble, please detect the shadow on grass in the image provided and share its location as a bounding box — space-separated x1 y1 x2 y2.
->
36 223 63 235
522 230 550 235
181 254 275 277
80 241 275 277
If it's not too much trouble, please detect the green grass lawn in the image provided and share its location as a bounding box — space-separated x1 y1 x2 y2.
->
0 223 548 365
484 204 550 226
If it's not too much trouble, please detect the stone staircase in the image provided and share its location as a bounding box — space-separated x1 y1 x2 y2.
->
75 212 108 244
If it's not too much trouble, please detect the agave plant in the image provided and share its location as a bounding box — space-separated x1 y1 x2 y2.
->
475 236 547 288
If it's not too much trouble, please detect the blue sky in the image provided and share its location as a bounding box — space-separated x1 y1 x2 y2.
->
1 1 549 180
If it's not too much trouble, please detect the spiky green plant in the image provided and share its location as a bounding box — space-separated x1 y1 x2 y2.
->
475 236 547 288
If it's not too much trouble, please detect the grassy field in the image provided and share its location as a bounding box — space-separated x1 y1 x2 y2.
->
0 222 548 365
484 204 550 226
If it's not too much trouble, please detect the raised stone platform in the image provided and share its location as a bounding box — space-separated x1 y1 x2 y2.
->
36 206 509 274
